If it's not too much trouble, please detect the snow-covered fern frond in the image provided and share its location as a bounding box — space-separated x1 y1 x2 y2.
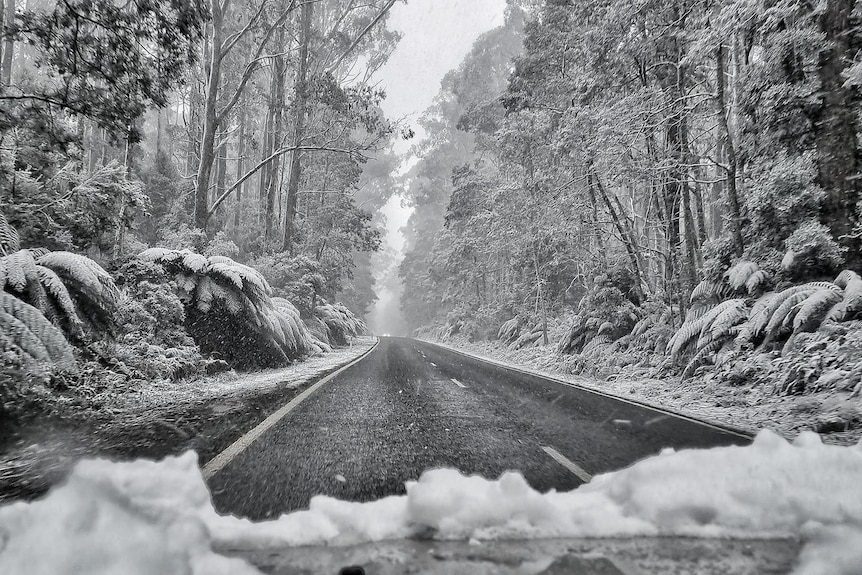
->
750 283 839 343
181 251 209 275
690 280 721 303
669 299 737 360
763 290 819 343
745 270 770 295
793 289 843 333
726 260 758 290
498 317 520 343
709 298 749 342
0 292 75 370
37 251 119 333
682 338 726 379
36 265 82 331
0 212 20 255
207 262 244 290
834 270 861 289
3 249 38 292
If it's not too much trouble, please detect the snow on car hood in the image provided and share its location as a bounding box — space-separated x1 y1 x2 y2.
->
1 430 861 575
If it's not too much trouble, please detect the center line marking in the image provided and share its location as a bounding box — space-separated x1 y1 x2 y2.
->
450 378 467 388
541 446 592 483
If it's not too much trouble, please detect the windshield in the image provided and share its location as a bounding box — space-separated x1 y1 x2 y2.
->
1 1 861 574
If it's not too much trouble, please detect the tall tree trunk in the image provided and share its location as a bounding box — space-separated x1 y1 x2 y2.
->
235 108 246 230
214 141 227 225
715 43 745 256
264 25 287 243
281 0 312 254
1 0 14 85
258 86 274 226
194 5 223 232
816 0 861 266
112 133 132 260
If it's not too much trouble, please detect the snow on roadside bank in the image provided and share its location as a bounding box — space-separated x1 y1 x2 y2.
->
1 431 861 575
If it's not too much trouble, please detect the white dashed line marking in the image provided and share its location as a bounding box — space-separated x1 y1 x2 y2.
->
450 378 467 388
541 446 592 482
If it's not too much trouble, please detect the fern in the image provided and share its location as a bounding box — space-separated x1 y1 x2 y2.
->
726 260 758 290
737 292 778 343
3 249 37 292
793 289 843 333
752 283 839 342
0 212 20 255
834 270 861 289
690 280 721 303
709 299 749 341
138 248 328 367
0 292 75 370
682 338 726 379
763 291 817 343
668 299 745 360
745 270 770 295
37 251 119 335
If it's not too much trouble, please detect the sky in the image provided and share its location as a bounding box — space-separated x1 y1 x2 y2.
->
366 0 508 334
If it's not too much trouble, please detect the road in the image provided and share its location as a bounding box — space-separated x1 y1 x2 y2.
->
207 337 750 520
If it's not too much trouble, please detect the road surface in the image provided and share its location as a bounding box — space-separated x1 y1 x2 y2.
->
207 337 750 520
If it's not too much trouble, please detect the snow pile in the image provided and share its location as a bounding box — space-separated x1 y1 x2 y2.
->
1 430 862 574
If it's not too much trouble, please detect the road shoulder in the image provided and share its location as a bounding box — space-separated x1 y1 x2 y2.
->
0 337 377 504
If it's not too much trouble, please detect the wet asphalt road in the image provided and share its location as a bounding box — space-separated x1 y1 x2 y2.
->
208 337 750 520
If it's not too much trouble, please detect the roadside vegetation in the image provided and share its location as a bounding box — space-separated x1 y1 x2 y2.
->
403 1 862 441
0 0 392 452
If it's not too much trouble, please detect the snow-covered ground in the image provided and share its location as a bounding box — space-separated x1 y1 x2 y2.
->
111 336 378 412
1 430 860 574
0 338 377 504
430 338 862 446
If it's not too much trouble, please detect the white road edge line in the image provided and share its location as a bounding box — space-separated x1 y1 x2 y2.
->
541 446 592 483
202 338 379 480
450 378 467 388
420 340 753 440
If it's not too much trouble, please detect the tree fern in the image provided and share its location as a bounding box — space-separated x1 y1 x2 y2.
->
690 280 723 303
682 338 726 379
138 248 326 367
763 290 819 344
0 212 20 255
0 292 75 370
834 270 861 289
726 260 758 290
793 289 843 333
668 299 746 360
36 251 119 335
745 270 770 295
709 299 749 341
751 283 839 342
3 249 37 292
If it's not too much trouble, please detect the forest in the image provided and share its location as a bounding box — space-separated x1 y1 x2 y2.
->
0 0 400 436
2 0 862 447
400 0 862 437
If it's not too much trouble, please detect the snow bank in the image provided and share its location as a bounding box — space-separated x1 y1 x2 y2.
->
1 430 861 574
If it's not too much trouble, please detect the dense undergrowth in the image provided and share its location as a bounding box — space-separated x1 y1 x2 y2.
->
0 215 367 437
421 257 862 437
